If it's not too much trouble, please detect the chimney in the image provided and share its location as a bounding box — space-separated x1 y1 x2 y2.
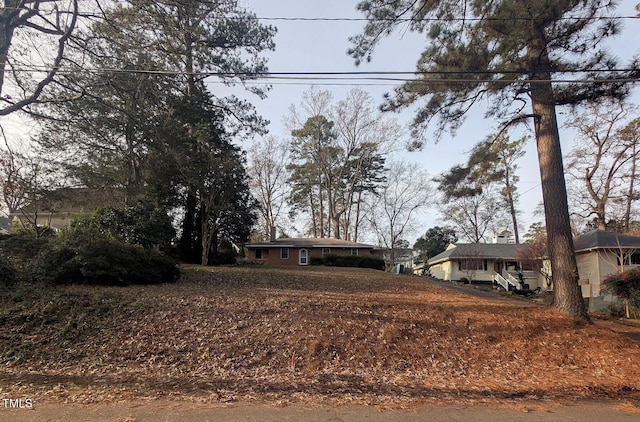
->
270 226 276 242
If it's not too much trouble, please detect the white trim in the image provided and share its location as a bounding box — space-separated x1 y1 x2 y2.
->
299 249 309 266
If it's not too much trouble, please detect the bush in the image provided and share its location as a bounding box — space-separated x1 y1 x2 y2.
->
601 268 640 308
71 200 175 253
208 250 238 265
0 255 16 286
0 232 55 280
311 254 385 271
31 235 179 286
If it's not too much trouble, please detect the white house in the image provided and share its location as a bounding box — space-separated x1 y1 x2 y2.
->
574 229 640 302
427 240 540 289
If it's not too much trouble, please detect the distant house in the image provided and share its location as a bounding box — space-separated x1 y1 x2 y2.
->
574 229 640 300
245 232 382 266
9 188 125 232
0 217 10 234
427 240 539 289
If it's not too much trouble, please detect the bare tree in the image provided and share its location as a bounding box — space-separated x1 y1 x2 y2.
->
458 246 484 284
4 152 60 238
0 0 80 116
287 87 392 240
368 160 432 271
518 225 552 291
566 101 640 231
617 117 640 232
438 185 509 244
247 136 290 240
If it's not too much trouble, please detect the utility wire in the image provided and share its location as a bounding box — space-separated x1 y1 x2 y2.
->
11 66 640 82
252 15 640 22
4 4 639 22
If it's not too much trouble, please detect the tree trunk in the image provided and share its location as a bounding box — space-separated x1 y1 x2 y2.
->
595 201 606 230
503 172 520 244
179 192 198 262
530 78 589 321
625 143 637 232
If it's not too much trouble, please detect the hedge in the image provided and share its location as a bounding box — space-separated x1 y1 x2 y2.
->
311 254 385 271
31 237 179 286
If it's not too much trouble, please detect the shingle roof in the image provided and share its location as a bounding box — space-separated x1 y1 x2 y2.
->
427 243 529 265
246 238 376 249
573 229 640 252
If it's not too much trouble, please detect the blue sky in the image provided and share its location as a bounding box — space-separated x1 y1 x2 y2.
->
237 0 640 241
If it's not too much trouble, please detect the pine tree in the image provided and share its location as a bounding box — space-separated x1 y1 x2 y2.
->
349 0 639 320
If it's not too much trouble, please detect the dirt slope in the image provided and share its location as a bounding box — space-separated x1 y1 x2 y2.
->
1 266 639 408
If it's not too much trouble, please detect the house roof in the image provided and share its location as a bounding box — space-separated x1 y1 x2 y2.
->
427 243 528 265
11 187 126 216
246 237 376 249
573 229 640 253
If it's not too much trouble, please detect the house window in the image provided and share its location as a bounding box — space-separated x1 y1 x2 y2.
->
255 249 262 259
281 248 289 259
521 261 534 271
351 248 358 256
322 248 331 256
505 261 519 271
459 259 486 271
619 253 640 266
299 249 308 265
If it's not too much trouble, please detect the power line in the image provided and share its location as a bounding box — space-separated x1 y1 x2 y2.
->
12 66 640 81
253 15 640 23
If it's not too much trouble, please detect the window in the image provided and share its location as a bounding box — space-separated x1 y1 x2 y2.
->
505 261 519 271
299 249 308 265
351 248 359 256
255 249 262 259
322 248 331 256
280 248 289 259
459 259 486 271
618 253 640 266
520 261 535 271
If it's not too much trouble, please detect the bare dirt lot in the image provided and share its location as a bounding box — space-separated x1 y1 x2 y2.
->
1 266 640 415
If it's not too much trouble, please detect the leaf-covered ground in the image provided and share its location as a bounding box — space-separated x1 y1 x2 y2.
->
1 266 640 408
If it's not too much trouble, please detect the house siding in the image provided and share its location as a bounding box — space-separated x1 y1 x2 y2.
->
431 259 496 282
577 249 640 299
248 246 379 266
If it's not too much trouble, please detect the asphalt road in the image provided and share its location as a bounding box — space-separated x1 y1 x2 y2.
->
3 400 640 422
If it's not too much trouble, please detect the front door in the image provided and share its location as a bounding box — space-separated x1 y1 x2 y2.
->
494 261 502 275
299 249 308 265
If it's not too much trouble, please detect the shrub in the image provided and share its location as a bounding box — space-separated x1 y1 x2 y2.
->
71 200 175 253
208 250 238 265
310 256 324 266
311 254 385 271
0 255 16 286
31 235 179 286
0 232 54 279
601 268 640 308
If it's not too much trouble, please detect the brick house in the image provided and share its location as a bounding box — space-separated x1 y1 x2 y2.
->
245 233 382 266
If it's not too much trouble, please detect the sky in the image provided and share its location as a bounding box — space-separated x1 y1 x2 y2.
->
234 0 640 243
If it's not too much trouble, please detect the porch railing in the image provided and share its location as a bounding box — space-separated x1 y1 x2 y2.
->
505 272 524 290
493 272 523 291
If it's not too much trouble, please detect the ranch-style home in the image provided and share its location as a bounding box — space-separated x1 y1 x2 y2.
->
427 230 640 300
427 240 541 290
245 235 382 266
574 229 640 300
